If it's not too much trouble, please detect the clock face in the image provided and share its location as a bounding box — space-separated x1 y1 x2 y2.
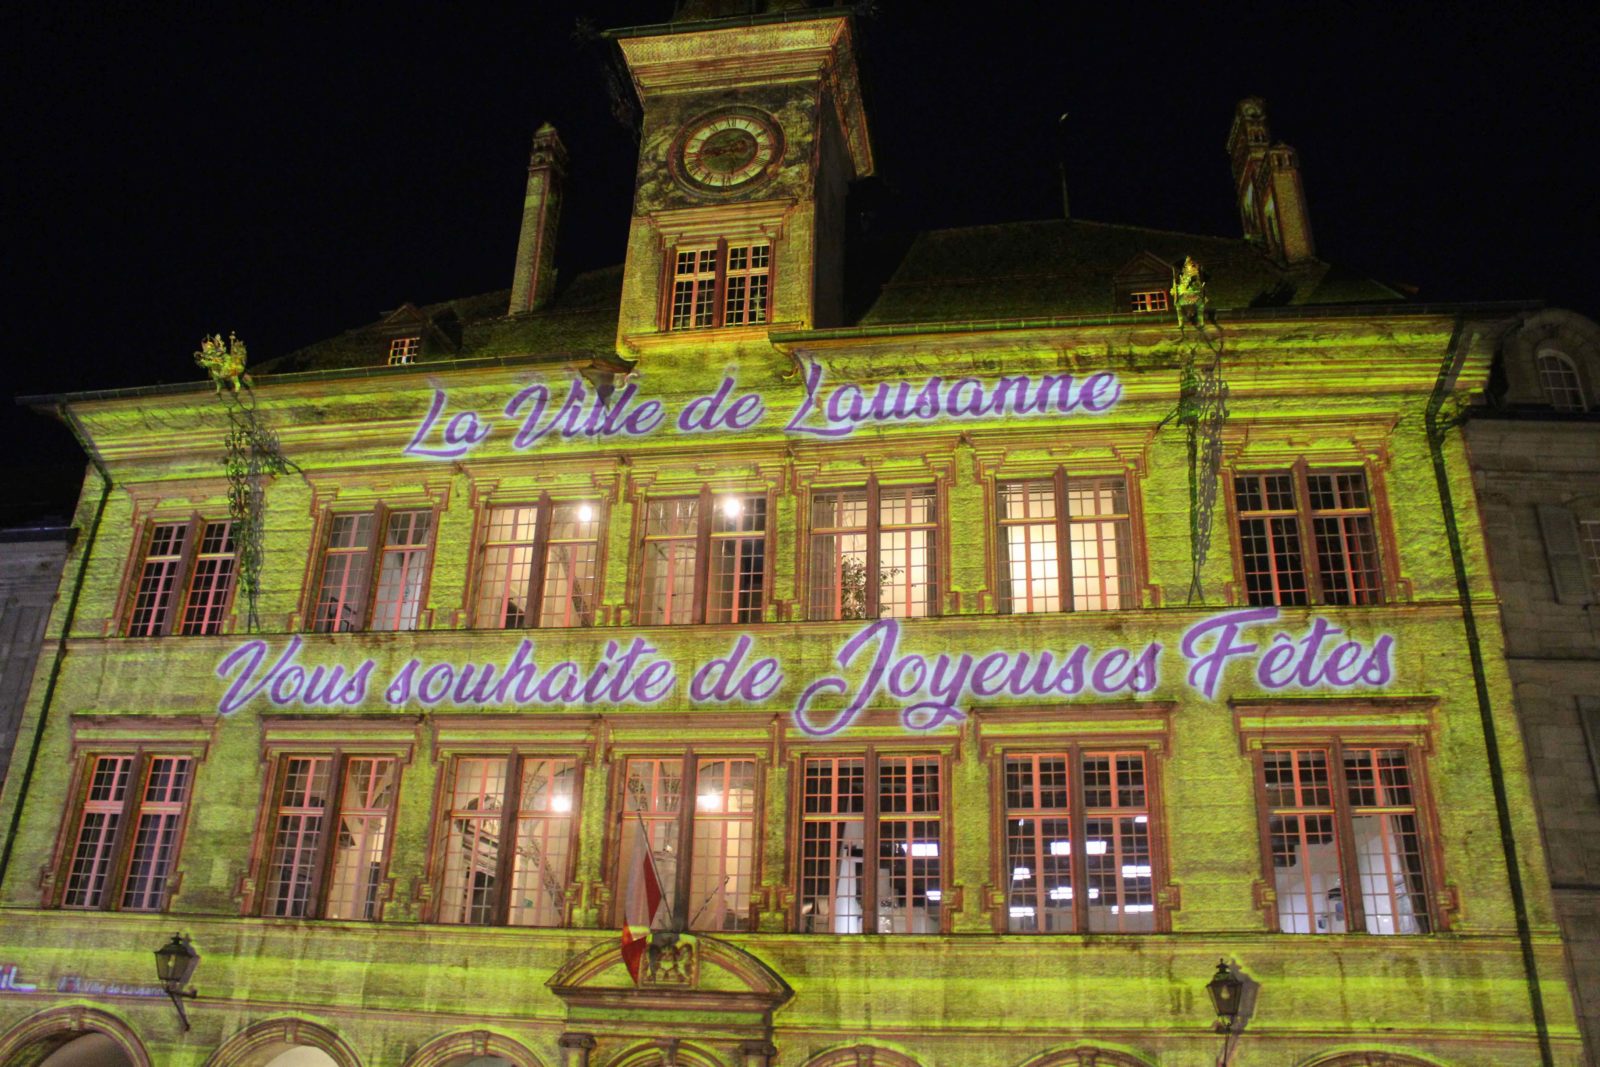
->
675 108 783 193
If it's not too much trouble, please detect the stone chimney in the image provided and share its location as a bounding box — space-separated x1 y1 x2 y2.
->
509 123 568 314
1226 98 1314 264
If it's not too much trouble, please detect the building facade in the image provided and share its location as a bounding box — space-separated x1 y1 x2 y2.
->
0 9 1588 1067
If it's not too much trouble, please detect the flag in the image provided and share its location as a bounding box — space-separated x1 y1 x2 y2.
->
620 812 665 984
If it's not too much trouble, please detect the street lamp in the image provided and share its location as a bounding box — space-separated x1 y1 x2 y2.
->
1206 959 1245 1065
153 933 200 1032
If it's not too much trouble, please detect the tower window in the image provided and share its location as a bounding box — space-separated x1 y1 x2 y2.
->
388 337 420 365
668 242 770 330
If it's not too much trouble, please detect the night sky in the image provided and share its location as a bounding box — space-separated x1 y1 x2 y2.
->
7 2 1598 525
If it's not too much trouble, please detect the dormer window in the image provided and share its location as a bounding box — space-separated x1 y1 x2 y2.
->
388 336 420 366
669 241 770 330
1536 348 1587 411
1129 289 1170 314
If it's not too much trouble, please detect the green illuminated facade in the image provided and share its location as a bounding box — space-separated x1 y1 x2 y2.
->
0 8 1588 1067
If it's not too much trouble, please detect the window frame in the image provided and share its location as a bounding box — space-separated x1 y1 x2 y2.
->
807 478 941 621
55 748 198 913
1535 348 1588 411
1226 459 1394 607
387 336 421 366
990 743 1168 934
251 747 406 922
1249 739 1442 936
634 486 774 626
662 238 774 332
993 467 1143 615
469 495 606 630
428 749 584 929
793 747 950 936
122 516 239 637
609 748 766 934
307 503 438 633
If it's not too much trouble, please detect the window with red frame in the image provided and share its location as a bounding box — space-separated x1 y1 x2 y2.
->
260 754 400 920
1233 468 1383 606
668 241 770 330
1003 749 1157 933
1128 289 1170 313
997 473 1134 614
1258 745 1432 935
61 754 193 911
809 484 938 621
436 755 579 927
638 492 768 625
311 508 434 632
473 500 602 629
799 753 943 935
616 755 757 933
126 519 237 636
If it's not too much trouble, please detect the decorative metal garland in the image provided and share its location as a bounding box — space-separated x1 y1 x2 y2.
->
1162 261 1230 604
195 334 298 633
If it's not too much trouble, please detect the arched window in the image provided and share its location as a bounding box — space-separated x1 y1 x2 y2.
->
1536 348 1587 411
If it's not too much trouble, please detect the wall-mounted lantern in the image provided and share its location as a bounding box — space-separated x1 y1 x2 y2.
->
153 933 200 1031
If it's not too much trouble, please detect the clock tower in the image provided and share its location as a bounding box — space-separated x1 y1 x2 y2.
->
610 6 873 352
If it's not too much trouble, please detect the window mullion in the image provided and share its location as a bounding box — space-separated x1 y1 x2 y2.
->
103 751 148 911
1328 741 1366 933
307 751 345 919
494 752 526 926
529 495 555 628
673 750 698 931
354 507 386 630
1069 745 1088 932
160 519 203 637
712 239 728 329
1055 468 1072 612
865 477 882 619
1293 462 1324 602
693 487 713 624
864 749 880 934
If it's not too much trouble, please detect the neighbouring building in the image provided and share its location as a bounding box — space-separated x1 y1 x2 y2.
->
0 523 74 793
1463 310 1600 1065
0 6 1590 1067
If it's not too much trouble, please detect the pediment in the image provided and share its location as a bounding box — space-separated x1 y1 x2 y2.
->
548 933 792 1014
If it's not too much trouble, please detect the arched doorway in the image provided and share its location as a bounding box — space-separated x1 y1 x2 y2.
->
403 1029 543 1067
206 1018 360 1067
260 1052 341 1067
0 1008 150 1067
37 1033 137 1067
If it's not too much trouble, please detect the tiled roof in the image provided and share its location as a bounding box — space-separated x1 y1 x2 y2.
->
854 218 1402 326
258 220 1402 373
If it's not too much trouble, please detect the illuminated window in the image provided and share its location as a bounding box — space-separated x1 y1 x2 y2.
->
311 508 434 632
126 519 237 636
799 754 943 935
1259 746 1432 935
260 754 400 920
387 336 420 365
473 500 602 628
997 473 1134 614
437 755 578 927
1004 750 1156 934
61 754 193 911
809 484 937 620
1582 520 1600 600
1234 468 1382 606
668 242 770 330
617 755 757 933
1536 349 1587 411
638 492 767 625
1129 289 1170 313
